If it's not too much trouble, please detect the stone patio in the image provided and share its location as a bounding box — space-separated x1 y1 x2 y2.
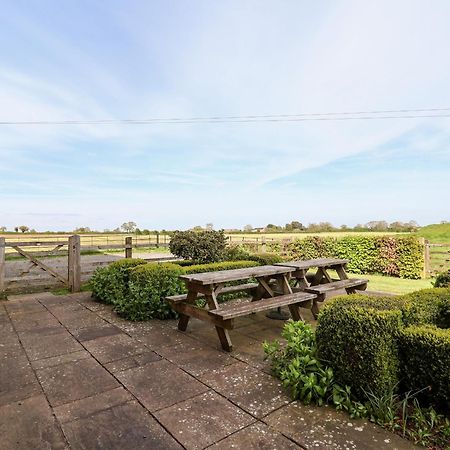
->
0 292 415 449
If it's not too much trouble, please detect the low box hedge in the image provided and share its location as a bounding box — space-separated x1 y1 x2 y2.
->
90 258 147 304
316 288 450 405
316 295 403 398
400 325 450 408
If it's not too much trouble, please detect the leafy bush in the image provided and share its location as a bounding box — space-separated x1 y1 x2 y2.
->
169 230 227 263
222 244 252 261
400 325 450 408
117 263 184 321
90 258 147 304
434 271 450 288
247 252 284 265
286 235 424 279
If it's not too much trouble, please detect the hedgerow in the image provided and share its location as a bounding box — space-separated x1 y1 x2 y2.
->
286 235 424 279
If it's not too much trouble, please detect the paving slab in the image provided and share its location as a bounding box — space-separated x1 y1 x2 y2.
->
264 401 416 450
4 301 46 315
104 351 162 373
157 338 235 376
61 400 183 450
82 332 148 363
9 311 61 333
210 421 301 449
155 391 254 450
20 329 83 361
36 357 119 406
0 395 67 450
71 323 122 342
115 359 209 412
0 354 42 406
31 349 91 370
54 387 133 423
200 361 290 418
132 320 193 349
50 306 108 331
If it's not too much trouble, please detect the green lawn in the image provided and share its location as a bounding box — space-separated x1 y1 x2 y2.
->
349 273 434 295
414 222 450 243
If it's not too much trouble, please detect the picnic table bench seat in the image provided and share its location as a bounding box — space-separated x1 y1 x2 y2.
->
304 278 368 294
304 278 368 318
208 291 316 320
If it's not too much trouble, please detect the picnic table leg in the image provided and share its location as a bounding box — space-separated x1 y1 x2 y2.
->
177 290 198 331
215 326 233 352
266 274 290 320
205 289 234 352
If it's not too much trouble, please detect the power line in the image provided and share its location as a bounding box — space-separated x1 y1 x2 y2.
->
1 107 450 125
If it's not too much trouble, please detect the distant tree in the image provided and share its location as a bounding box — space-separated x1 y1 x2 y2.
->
121 221 137 233
243 224 253 232
340 224 349 231
29 229 37 233
0 226 6 232
14 227 19 232
365 221 388 231
285 223 293 231
73 227 91 233
205 223 214 231
291 221 304 230
191 225 204 232
135 228 142 235
19 225 29 233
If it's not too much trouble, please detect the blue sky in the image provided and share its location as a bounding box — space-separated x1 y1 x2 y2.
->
1 0 449 231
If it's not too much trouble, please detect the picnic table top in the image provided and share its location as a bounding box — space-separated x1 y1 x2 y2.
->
275 258 349 270
179 264 296 285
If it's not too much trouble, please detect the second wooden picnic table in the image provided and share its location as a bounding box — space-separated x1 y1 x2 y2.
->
166 265 316 351
276 258 368 318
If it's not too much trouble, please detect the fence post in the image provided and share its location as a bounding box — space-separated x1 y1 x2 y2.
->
156 232 160 248
68 235 81 293
0 237 6 299
424 239 430 278
125 236 133 258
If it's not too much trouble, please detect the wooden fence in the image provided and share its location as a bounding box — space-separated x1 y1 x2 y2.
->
0 235 173 296
425 241 450 277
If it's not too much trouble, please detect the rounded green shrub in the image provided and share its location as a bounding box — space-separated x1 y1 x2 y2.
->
434 271 450 288
116 263 184 321
90 258 147 304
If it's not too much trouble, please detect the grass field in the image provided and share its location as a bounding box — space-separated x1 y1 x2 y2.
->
349 273 434 294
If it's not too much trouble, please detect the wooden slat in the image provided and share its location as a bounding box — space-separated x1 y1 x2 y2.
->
305 278 368 294
169 301 234 329
3 241 66 247
209 292 316 320
180 265 295 285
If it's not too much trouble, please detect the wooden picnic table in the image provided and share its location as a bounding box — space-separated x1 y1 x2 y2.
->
276 258 368 318
166 265 317 351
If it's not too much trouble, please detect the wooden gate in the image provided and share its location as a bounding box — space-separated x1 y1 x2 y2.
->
0 235 81 297
424 241 450 276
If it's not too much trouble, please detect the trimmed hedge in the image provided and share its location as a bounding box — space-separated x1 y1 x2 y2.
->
287 235 424 279
90 258 147 304
183 260 259 274
119 263 184 320
316 296 403 398
400 325 450 407
401 288 450 327
316 288 450 405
